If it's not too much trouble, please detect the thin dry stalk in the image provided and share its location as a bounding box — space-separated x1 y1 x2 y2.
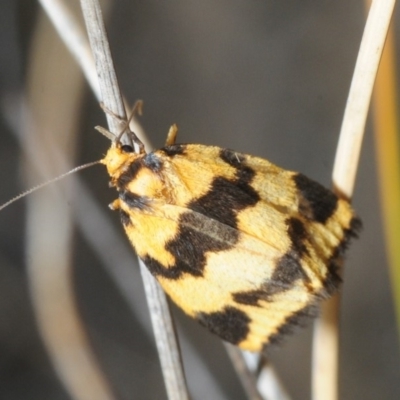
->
38 0 99 96
37 0 149 148
140 262 190 399
225 345 291 400
312 1 396 399
256 361 291 400
79 1 190 399
224 345 263 400
24 6 115 400
332 0 396 198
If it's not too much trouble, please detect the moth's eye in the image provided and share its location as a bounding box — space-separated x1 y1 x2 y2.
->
121 144 134 153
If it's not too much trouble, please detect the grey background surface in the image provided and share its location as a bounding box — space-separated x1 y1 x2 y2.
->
0 1 399 399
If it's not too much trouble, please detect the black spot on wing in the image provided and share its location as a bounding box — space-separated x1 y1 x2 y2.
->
232 290 266 306
119 191 150 210
233 228 310 307
233 250 310 307
188 150 260 228
188 177 244 228
196 306 250 345
266 251 309 296
235 166 258 192
286 217 309 257
119 209 132 227
161 144 187 157
142 212 239 279
117 159 143 188
264 303 319 350
141 255 202 280
274 251 309 287
164 212 239 278
294 173 338 223
236 210 359 307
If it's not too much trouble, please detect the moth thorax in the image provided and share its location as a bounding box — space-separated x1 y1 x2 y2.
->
101 145 139 178
126 167 166 199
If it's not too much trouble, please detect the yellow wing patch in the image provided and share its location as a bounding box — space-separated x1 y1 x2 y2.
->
102 127 360 352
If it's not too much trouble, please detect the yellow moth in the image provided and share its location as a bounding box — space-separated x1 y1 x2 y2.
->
101 122 360 352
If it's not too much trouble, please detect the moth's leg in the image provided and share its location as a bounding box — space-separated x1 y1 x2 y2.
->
100 102 126 123
98 100 145 154
96 102 128 143
109 199 121 210
95 125 115 141
100 100 143 123
165 124 179 146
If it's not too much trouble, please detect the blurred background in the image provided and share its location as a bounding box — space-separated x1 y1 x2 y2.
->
0 1 399 399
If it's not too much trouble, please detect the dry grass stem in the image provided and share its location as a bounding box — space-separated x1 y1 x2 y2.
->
79 1 190 399
224 345 263 400
332 0 396 198
38 0 149 147
313 1 396 399
224 345 291 400
140 262 189 400
80 0 126 133
256 361 291 400
24 6 115 399
38 0 99 97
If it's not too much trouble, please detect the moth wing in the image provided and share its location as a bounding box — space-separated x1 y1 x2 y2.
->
119 144 359 351
123 199 330 352
164 144 359 295
161 145 359 350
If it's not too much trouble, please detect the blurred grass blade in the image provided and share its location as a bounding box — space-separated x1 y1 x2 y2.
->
313 1 396 399
371 24 400 343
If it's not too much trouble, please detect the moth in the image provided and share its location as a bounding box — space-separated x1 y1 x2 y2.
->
102 123 360 352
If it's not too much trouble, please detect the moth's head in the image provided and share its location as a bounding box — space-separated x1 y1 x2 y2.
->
101 141 140 178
